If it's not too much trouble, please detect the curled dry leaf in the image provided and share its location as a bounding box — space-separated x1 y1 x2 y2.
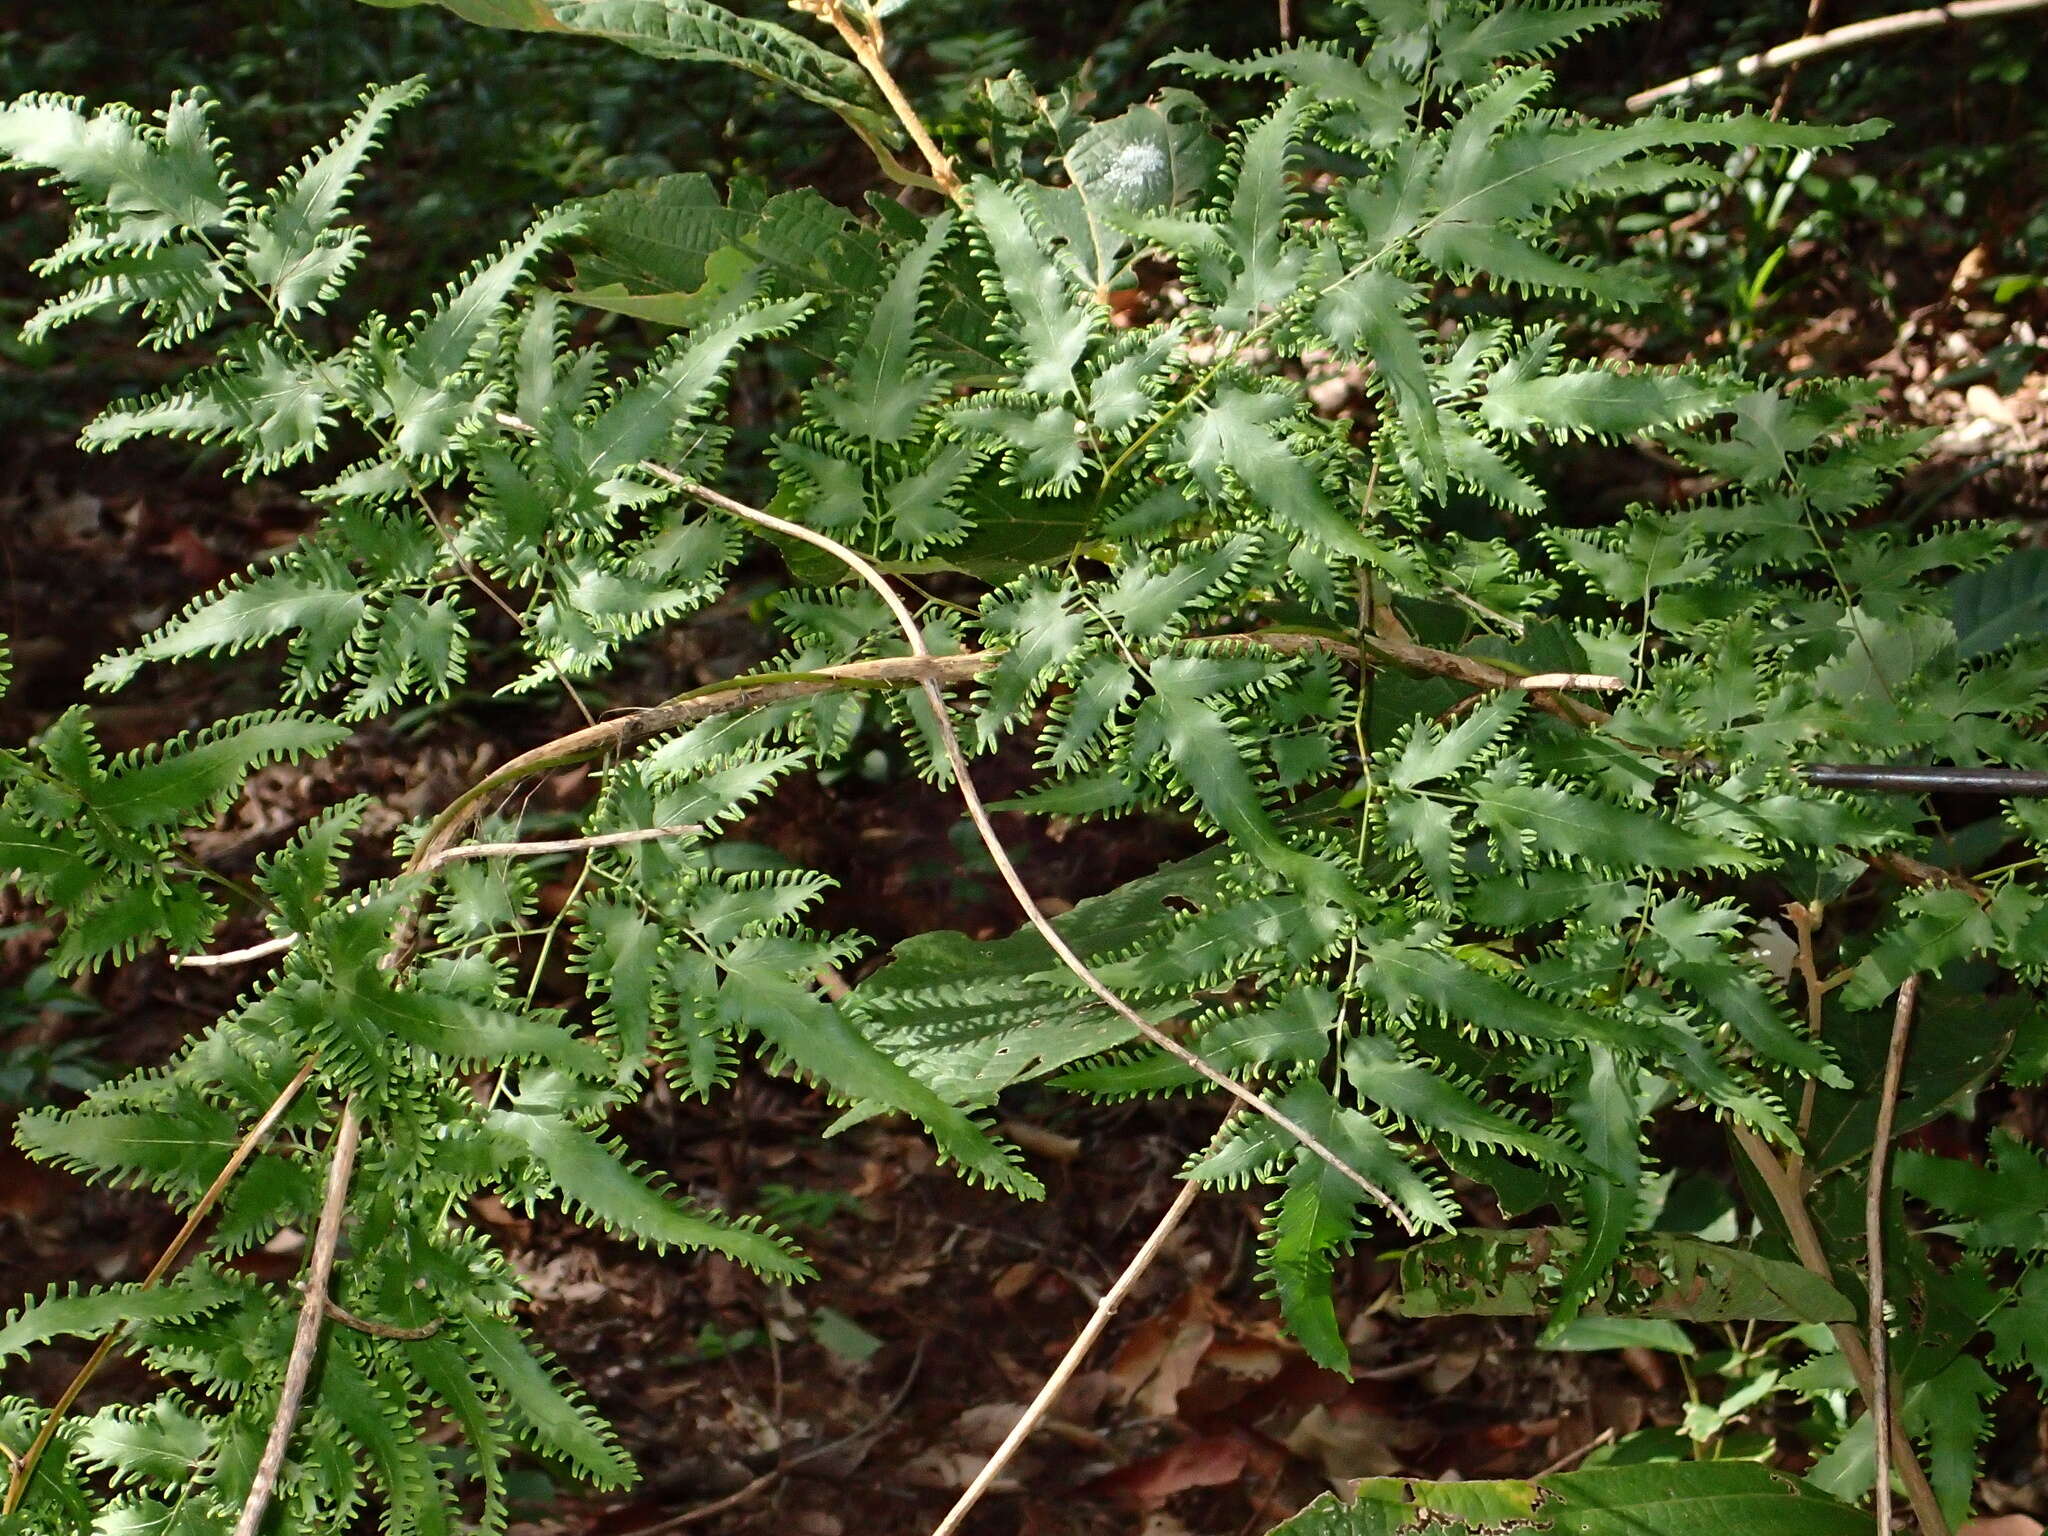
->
1281 1394 1408 1485
1109 1287 1220 1418
1084 1431 1255 1509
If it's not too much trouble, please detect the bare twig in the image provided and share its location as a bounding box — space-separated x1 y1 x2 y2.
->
1248 630 1619 729
170 627 1639 970
1767 0 1832 118
1535 1426 1617 1478
930 1178 1200 1536
1732 1124 1949 1535
0 1056 320 1515
399 654 988 881
170 824 698 969
423 822 702 869
321 1299 442 1342
1868 974 1922 1534
662 470 1416 1229
793 0 963 200
172 651 1003 974
170 930 304 970
1627 0 2048 112
1512 672 1627 692
233 1100 363 1536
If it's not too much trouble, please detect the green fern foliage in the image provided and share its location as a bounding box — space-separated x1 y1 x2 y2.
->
3 1 2045 1531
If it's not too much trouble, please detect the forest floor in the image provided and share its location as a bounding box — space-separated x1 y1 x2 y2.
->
7 122 2048 1536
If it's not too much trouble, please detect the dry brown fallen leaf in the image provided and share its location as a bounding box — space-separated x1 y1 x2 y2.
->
1282 1396 1406 1484
1109 1287 1219 1417
1083 1431 1255 1509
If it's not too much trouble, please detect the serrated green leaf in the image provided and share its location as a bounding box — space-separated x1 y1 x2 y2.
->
971 178 1095 399
457 1309 635 1489
487 1108 811 1277
811 213 953 444
717 956 1042 1199
1344 1034 1581 1169
0 1270 240 1366
1178 386 1373 558
236 79 428 317
1898 1130 2048 1251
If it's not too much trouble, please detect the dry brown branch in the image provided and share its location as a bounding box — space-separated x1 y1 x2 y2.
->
1535 1426 1617 1478
792 0 962 199
1783 901 1850 1188
175 658 993 971
0 1056 320 1515
1246 630 1619 727
929 1178 1201 1536
233 1100 363 1536
1627 0 2048 112
169 930 303 969
173 822 703 968
399 652 993 882
321 1300 443 1342
1868 974 1923 1533
177 625 1642 963
424 822 702 869
1515 671 1628 691
663 469 1418 1229
1732 1123 1948 1535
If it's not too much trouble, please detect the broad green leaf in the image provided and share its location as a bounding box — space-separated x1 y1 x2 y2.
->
1950 545 2048 659
569 175 886 334
1398 1229 1851 1324
356 0 891 137
1041 92 1221 293
1269 1464 1871 1536
1804 987 2022 1175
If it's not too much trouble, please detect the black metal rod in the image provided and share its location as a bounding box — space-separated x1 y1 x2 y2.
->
1798 764 2048 796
